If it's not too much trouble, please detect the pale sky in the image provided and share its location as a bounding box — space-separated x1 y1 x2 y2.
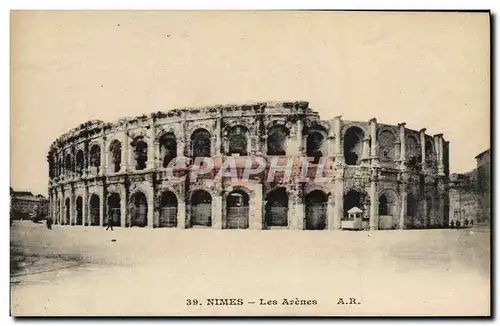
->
11 11 490 196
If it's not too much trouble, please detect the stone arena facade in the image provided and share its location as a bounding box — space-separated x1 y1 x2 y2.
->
47 101 450 231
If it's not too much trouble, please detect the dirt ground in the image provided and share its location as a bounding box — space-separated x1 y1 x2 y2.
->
10 220 490 316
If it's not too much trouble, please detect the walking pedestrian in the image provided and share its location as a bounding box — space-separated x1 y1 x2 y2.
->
46 217 53 230
106 214 114 231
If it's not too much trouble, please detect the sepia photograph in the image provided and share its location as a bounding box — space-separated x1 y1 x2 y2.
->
10 10 491 316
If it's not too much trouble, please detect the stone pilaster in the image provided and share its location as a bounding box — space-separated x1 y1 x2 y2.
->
147 189 154 228
327 192 335 230
83 187 88 226
296 119 304 155
70 191 76 225
334 173 344 230
369 175 378 230
398 123 406 164
99 186 105 227
399 182 407 230
148 121 156 170
420 128 426 168
288 190 296 229
99 135 106 177
362 136 371 162
121 187 127 228
250 184 263 230
215 111 222 155
122 129 129 172
296 192 305 230
177 196 186 229
334 116 342 161
288 119 303 156
369 118 378 161
435 134 445 176
213 190 223 229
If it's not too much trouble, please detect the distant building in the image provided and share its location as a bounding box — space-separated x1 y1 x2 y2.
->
448 173 481 225
475 149 491 222
10 188 49 220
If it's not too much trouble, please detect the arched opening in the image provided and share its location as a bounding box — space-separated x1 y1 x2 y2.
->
64 198 70 225
65 153 73 176
109 140 122 173
191 129 211 159
90 145 101 174
378 191 397 230
129 192 148 227
225 189 249 229
57 158 62 177
425 140 435 166
190 190 212 227
76 150 84 176
107 193 121 227
76 196 83 225
228 126 249 156
89 194 100 226
306 131 325 164
132 137 148 171
343 190 364 217
406 136 421 170
426 195 433 226
406 193 418 229
160 133 177 168
49 159 54 179
344 127 364 165
267 125 289 156
159 191 178 227
305 190 327 230
379 194 388 215
378 131 396 162
406 136 419 159
264 188 288 228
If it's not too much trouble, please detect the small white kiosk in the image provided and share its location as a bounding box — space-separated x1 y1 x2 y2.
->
341 206 364 230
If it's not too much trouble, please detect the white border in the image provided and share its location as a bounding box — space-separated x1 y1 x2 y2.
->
4 1 497 325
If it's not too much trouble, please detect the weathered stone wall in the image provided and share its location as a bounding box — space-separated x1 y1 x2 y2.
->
47 101 449 231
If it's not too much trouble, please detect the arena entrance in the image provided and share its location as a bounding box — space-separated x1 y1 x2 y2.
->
305 190 327 230
378 191 397 230
264 188 288 228
65 198 70 225
107 193 121 227
159 191 178 227
190 190 212 227
130 192 148 227
76 196 83 225
89 194 100 226
406 193 418 229
225 190 249 229
343 190 364 216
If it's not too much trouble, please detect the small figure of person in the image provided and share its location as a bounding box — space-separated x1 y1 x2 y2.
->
471 219 474 226
450 220 455 228
464 219 469 227
106 214 114 231
46 217 53 230
456 220 461 228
